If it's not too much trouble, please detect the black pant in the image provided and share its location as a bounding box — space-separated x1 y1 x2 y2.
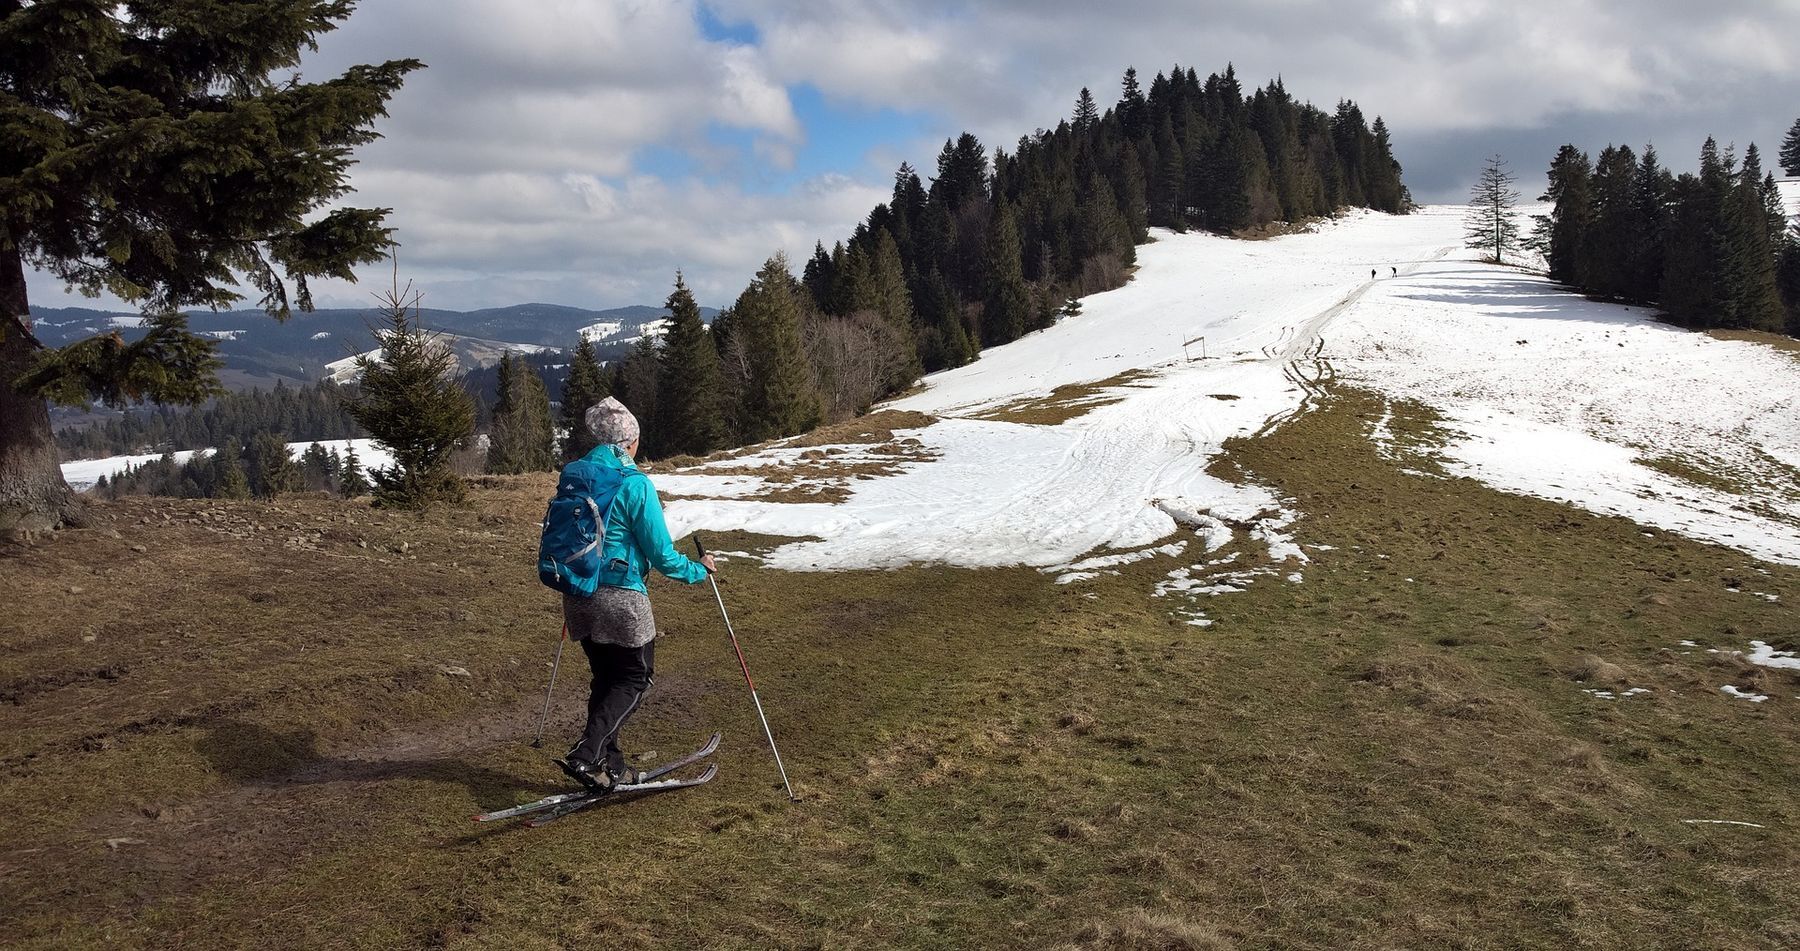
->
571 638 654 770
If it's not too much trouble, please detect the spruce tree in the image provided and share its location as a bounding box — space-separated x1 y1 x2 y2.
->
1660 172 1717 327
488 354 556 473
1721 144 1785 331
733 254 822 443
867 232 923 391
1628 145 1670 301
212 438 251 501
654 274 727 458
0 2 419 531
485 353 520 473
1581 145 1640 299
338 443 370 498
1534 145 1594 285
1464 155 1523 264
559 336 608 463
515 365 557 471
246 431 298 500
1073 87 1100 133
917 270 973 372
611 336 662 442
345 283 476 509
1778 223 1800 336
982 200 1032 346
1781 117 1800 177
299 442 334 492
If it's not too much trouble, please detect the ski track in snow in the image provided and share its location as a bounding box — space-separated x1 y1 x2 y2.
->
661 209 1466 599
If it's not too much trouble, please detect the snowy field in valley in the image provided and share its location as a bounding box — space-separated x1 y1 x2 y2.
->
660 208 1466 595
60 437 394 491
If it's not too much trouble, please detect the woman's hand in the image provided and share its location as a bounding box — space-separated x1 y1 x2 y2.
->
700 553 717 574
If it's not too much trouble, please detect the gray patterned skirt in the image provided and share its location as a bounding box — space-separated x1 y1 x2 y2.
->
563 585 658 648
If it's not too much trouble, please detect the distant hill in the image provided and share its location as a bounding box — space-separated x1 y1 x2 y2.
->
27 302 717 390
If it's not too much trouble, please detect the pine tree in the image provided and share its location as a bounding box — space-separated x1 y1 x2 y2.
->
559 336 608 463
1778 222 1800 336
1660 172 1717 327
1627 145 1670 302
299 442 334 492
1781 117 1800 177
338 443 371 498
1464 155 1523 264
345 280 476 509
654 274 727 458
732 254 822 443
1721 144 1785 331
514 365 557 471
0 2 419 531
982 200 1032 346
915 270 973 372
246 431 298 500
867 232 922 391
1533 145 1593 285
1119 68 1148 142
1073 87 1100 133
611 336 662 439
485 353 521 473
212 438 251 500
488 353 556 473
1581 145 1640 298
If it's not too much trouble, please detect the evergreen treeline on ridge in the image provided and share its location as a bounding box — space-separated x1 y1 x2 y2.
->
56 380 363 459
1534 136 1800 336
66 63 1416 492
621 64 1410 460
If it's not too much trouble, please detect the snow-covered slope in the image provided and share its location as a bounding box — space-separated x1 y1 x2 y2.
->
661 202 1800 578
1332 253 1800 564
660 209 1465 580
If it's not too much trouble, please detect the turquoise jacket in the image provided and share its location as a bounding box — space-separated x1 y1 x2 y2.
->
588 444 709 594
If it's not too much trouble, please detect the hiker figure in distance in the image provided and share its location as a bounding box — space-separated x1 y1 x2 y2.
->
554 397 714 791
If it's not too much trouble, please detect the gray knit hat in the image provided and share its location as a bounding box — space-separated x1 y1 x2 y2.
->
585 396 640 449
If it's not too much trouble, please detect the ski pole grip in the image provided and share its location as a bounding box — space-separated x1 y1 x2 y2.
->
693 535 707 559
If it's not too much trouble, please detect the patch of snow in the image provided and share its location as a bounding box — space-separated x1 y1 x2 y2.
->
325 348 381 383
203 330 243 341
1333 249 1800 565
109 314 145 328
1746 640 1800 670
1681 818 1767 828
311 331 332 340
1582 687 1650 700
1719 685 1770 702
1053 541 1187 575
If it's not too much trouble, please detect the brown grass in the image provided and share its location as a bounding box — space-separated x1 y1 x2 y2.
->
1706 328 1800 361
971 370 1154 426
3 388 1799 949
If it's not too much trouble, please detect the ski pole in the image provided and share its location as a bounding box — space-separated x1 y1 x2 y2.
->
530 624 568 748
695 536 797 801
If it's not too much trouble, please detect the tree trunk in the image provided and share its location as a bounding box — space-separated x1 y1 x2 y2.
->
0 246 80 533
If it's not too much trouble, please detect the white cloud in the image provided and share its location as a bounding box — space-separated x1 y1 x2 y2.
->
25 0 1800 314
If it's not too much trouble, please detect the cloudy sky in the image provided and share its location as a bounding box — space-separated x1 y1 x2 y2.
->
27 0 1800 314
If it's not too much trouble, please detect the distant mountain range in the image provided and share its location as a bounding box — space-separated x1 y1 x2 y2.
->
28 302 717 390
